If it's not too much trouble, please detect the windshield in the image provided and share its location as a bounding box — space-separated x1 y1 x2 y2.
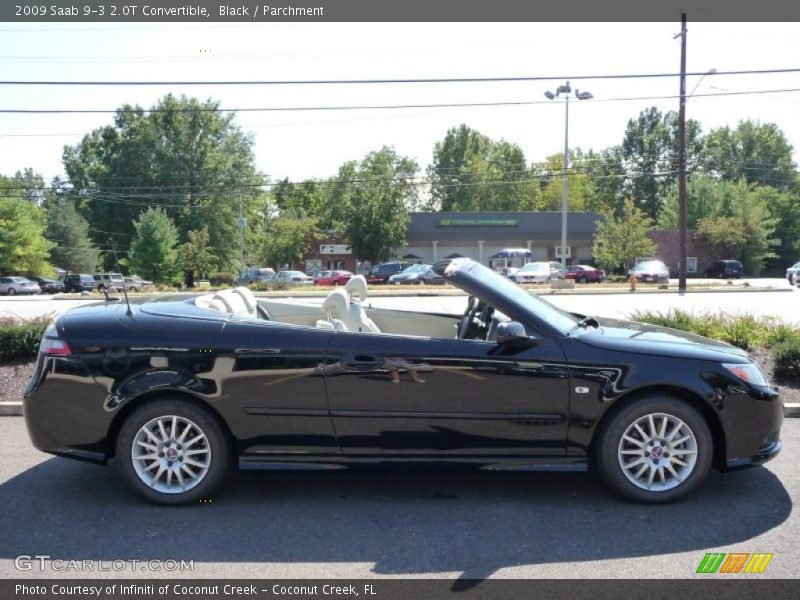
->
402 265 429 274
637 261 666 271
521 263 547 272
443 260 580 336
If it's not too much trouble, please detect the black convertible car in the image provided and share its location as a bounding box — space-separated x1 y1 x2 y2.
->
24 258 782 505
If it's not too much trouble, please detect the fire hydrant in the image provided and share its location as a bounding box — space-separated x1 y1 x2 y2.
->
629 273 637 292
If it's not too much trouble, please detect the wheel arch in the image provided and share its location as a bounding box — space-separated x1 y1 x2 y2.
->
590 384 727 469
105 390 235 460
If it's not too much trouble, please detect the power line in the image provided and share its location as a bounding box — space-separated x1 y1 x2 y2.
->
2 68 800 86
2 87 798 115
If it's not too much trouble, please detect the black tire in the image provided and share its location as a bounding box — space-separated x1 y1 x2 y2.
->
115 397 232 505
592 393 712 503
8 287 15 295
578 276 588 284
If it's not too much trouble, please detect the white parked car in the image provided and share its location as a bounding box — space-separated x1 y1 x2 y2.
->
513 262 554 284
634 260 670 283
273 271 313 286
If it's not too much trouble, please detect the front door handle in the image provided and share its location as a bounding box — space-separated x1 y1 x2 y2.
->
341 353 383 371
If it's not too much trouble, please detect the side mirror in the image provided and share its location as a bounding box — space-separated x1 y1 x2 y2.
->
496 321 534 347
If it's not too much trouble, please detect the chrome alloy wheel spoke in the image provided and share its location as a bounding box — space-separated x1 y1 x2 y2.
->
131 415 211 495
617 412 698 492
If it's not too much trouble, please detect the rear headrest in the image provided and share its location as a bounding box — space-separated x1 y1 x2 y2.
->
345 275 368 302
321 288 349 319
232 286 258 313
213 290 249 316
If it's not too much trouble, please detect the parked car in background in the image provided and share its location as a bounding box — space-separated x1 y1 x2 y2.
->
548 262 567 280
235 267 275 287
387 264 445 285
94 273 125 292
634 260 670 283
566 265 607 283
273 270 313 286
314 270 352 286
365 262 411 284
512 262 553 284
124 276 153 292
703 260 743 279
63 274 96 293
0 276 40 295
785 261 800 284
32 276 64 294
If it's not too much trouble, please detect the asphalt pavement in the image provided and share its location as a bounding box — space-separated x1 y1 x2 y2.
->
0 416 796 579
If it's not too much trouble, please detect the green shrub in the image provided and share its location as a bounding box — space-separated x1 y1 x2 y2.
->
0 315 53 362
209 272 235 287
629 309 797 351
773 336 800 380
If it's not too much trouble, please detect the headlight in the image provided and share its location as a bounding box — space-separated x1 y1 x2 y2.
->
722 363 769 387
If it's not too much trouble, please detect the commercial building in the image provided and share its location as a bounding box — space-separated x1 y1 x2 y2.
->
393 211 604 267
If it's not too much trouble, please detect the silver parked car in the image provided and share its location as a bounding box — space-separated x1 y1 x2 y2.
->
273 270 313 286
634 260 670 283
512 261 566 284
0 276 41 295
786 261 800 284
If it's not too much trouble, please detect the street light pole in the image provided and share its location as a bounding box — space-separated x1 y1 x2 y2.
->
545 82 592 268
561 90 570 269
677 12 688 292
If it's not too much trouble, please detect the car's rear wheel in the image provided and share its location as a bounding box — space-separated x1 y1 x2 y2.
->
592 393 712 503
578 276 588 284
115 397 231 505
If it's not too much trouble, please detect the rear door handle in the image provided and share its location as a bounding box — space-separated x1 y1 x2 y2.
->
341 353 383 371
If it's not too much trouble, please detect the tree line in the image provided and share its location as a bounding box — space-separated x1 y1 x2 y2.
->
0 94 798 282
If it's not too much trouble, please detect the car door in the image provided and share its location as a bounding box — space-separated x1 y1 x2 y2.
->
324 329 570 456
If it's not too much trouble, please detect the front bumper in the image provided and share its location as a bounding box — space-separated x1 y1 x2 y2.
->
726 439 781 470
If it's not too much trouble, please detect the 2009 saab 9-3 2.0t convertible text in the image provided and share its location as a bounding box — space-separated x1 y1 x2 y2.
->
24 258 782 505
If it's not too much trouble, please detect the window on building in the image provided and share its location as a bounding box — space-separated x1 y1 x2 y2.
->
687 257 697 273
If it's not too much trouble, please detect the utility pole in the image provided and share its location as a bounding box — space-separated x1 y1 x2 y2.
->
238 195 246 276
677 12 688 292
561 89 570 268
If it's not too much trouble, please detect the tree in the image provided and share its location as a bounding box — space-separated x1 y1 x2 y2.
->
257 211 320 270
427 124 537 211
592 199 658 273
331 147 417 263
62 94 264 280
0 198 53 275
532 152 596 212
46 200 100 274
620 107 702 221
701 120 795 189
177 227 218 285
128 207 179 283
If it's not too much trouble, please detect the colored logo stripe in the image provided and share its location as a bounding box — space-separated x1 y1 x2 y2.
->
744 553 773 574
697 553 726 573
720 553 749 573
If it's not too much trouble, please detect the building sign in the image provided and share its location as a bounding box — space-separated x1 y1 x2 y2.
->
555 246 572 258
320 244 352 255
435 218 519 228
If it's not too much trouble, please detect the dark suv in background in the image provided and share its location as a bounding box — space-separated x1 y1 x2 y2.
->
365 261 411 284
63 274 96 293
703 260 743 279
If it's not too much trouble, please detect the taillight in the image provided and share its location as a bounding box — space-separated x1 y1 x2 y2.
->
40 324 72 356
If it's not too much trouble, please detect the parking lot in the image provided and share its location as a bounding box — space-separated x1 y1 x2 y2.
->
0 415 796 579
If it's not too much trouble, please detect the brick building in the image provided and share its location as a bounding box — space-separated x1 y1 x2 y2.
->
647 229 716 275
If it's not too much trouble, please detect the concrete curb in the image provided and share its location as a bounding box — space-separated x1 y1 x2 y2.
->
0 402 22 416
784 403 800 418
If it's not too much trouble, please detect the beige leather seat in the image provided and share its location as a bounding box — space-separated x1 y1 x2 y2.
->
343 275 380 333
317 288 349 331
232 286 258 317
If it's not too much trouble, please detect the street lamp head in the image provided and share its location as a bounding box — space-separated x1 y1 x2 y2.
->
544 91 555 100
576 91 593 100
556 84 571 95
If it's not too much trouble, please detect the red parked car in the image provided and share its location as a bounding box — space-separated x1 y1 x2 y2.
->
565 264 606 283
313 270 353 286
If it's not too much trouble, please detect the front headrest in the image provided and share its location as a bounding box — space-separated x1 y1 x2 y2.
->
345 275 368 302
321 289 350 319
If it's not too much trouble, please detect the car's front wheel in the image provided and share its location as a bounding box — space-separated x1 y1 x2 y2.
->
7 287 15 295
593 393 712 503
115 397 232 505
578 276 588 284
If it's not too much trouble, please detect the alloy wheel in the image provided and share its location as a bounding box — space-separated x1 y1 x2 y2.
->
131 415 211 494
617 412 698 492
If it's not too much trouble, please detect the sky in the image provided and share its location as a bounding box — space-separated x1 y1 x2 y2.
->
0 22 799 184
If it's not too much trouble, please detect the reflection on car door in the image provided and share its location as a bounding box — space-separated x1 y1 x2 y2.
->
324 331 569 456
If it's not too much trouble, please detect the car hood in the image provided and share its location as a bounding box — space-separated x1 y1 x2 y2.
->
577 316 751 362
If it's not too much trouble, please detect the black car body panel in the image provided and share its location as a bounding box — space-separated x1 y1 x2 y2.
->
24 259 782 480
